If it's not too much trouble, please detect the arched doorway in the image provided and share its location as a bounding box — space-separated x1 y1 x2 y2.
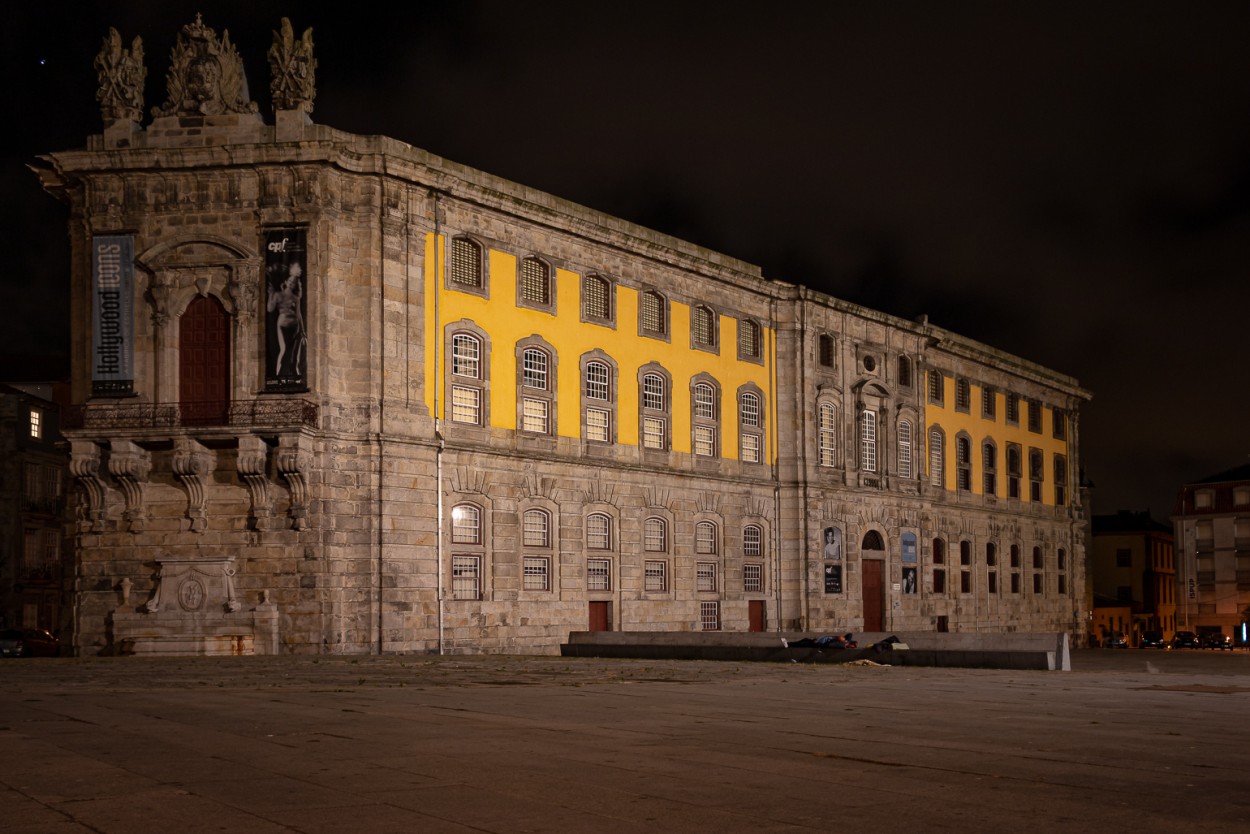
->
179 295 230 426
861 531 886 632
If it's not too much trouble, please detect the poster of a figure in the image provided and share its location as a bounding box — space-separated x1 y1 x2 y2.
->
902 566 917 594
822 526 842 561
824 564 842 594
265 228 308 391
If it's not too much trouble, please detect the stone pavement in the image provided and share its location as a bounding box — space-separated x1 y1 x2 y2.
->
1 650 1248 833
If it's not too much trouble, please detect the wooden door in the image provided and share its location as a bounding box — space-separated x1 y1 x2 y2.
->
748 600 766 632
180 295 230 426
862 559 884 632
588 601 610 632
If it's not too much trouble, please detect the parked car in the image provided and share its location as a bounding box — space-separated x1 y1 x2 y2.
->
1199 632 1232 650
1171 631 1200 649
1139 631 1166 649
0 628 59 658
1104 632 1128 649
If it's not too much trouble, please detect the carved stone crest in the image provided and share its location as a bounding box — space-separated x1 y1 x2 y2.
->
95 27 146 122
154 14 258 117
268 18 316 113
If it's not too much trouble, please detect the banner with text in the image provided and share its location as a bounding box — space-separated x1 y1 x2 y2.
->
264 228 308 392
91 235 134 395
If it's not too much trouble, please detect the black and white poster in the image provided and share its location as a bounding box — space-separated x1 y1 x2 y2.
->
91 235 134 395
264 228 308 392
824 564 842 594
902 566 917 594
822 526 842 561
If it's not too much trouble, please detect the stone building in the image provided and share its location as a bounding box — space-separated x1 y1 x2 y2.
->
1172 465 1250 645
34 17 1090 656
1089 510 1176 646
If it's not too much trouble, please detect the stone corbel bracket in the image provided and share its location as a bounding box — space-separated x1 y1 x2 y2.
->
70 440 108 533
276 433 313 530
173 437 215 533
237 435 272 530
109 440 152 533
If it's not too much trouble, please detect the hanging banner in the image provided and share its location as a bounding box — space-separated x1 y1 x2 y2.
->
92 235 135 395
901 533 917 564
264 228 308 392
824 564 842 594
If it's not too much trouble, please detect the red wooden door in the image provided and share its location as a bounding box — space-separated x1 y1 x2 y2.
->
180 295 230 426
748 600 766 632
862 560 884 632
588 601 610 632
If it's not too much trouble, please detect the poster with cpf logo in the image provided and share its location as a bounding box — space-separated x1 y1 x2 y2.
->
264 228 308 392
91 235 134 396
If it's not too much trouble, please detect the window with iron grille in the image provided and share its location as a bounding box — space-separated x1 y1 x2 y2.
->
982 441 997 495
519 257 550 306
818 334 835 367
694 383 716 419
1006 393 1019 424
898 420 912 479
521 397 549 434
587 558 611 591
860 409 878 472
740 433 760 463
697 562 717 592
523 509 550 548
641 290 666 335
451 333 480 377
929 428 944 487
696 521 718 554
450 385 480 424
644 560 667 592
700 601 720 631
694 425 716 457
744 524 763 557
452 555 481 599
582 274 611 320
740 392 761 427
738 319 760 359
585 362 610 400
644 517 667 552
522 348 548 390
928 370 944 405
982 386 996 419
642 374 665 410
897 356 912 387
743 563 763 592
956 436 971 491
1027 399 1042 433
523 556 550 591
452 504 481 544
642 416 666 450
692 305 715 347
450 237 482 288
955 378 971 412
586 408 610 442
1007 444 1021 499
1029 449 1043 502
586 514 612 550
819 403 837 466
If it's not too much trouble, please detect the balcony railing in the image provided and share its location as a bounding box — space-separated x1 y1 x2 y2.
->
64 399 318 431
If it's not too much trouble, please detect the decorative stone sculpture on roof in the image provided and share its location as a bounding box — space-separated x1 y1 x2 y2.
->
268 18 316 113
154 14 258 117
94 27 146 122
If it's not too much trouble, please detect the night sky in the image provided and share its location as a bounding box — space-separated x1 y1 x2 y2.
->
5 1 1250 520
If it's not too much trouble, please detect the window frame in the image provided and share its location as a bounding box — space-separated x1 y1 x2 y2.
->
638 288 670 340
517 255 554 313
737 317 763 363
581 273 615 325
690 304 719 353
639 367 671 452
819 402 838 467
581 354 617 445
928 370 944 406
447 235 486 294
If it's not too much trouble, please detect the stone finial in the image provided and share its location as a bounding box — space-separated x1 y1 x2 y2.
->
95 27 146 122
154 14 258 117
268 17 316 113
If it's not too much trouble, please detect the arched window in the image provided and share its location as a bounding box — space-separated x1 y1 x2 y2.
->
739 389 763 464
982 440 997 496
452 503 481 544
522 347 548 390
644 517 667 552
1029 449 1044 501
692 380 718 458
928 369 944 405
640 371 669 450
819 403 838 467
523 509 550 548
929 427 945 487
696 521 718 555
743 524 764 557
898 420 913 479
586 513 612 550
897 355 912 388
519 256 551 307
691 305 716 348
583 357 614 444
862 530 885 550
860 409 878 472
518 345 553 435
956 435 972 491
1007 444 1022 499
694 383 716 419
449 237 483 288
640 290 667 336
451 333 480 378
932 538 946 564
740 392 761 427
738 318 761 360
582 274 612 321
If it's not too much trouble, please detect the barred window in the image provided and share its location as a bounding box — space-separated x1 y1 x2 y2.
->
523 556 550 591
1028 400 1042 433
1006 393 1020 424
743 563 763 592
738 319 761 359
898 420 913 479
697 562 717 592
522 348 548 390
642 374 665 410
521 397 549 434
700 600 721 631
641 290 666 335
744 524 764 557
819 403 837 466
956 435 972 491
1007 444 1022 499
450 237 483 288
692 305 716 347
818 334 835 367
586 408 610 443
740 392 761 427
696 521 718 555
583 274 611 320
982 386 996 419
694 383 716 419
452 555 481 599
451 333 480 378
983 441 997 496
644 517 667 552
860 409 878 472
897 356 912 387
928 370 944 404
520 257 550 306
523 509 550 548
452 504 481 544
587 513 612 550
644 560 668 592
585 361 610 400
955 378 971 411
694 425 716 457
587 558 611 591
451 386 480 424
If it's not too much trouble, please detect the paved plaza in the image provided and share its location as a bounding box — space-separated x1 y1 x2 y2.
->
2 650 1248 832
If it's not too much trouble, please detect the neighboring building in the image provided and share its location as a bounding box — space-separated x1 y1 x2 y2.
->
1089 511 1175 646
32 17 1091 656
1173 465 1250 646
0 383 69 634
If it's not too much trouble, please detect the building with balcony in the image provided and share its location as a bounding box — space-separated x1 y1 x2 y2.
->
1173 465 1250 645
1089 511 1175 646
32 17 1090 655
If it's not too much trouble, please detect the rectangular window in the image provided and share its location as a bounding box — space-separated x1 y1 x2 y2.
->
1116 548 1131 567
692 306 715 346
641 292 665 334
861 410 877 472
642 416 666 450
982 387 995 419
928 370 943 404
741 433 760 464
521 397 549 434
583 276 610 320
450 238 482 287
1011 573 1020 594
933 569 946 594
1052 409 1066 439
1006 394 1019 424
522 351 548 389
644 560 667 592
587 559 611 591
1034 574 1043 594
523 512 549 548
697 562 717 592
744 563 763 592
694 425 716 457
642 376 665 410
961 570 971 594
955 378 971 412
700 601 721 631
586 408 610 443
30 409 42 439
1027 400 1042 433
1057 574 1067 594
452 555 481 600
523 556 550 591
988 572 997 594
520 258 549 305
898 422 912 479
586 364 609 400
450 386 481 424
738 320 760 358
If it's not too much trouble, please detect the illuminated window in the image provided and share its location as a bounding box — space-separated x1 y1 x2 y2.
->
738 319 761 360
860 409 878 472
519 256 551 307
582 274 612 321
640 290 666 336
29 409 41 440
691 305 716 348
898 420 912 479
819 403 837 466
449 237 482 288
452 504 481 544
929 428 945 487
